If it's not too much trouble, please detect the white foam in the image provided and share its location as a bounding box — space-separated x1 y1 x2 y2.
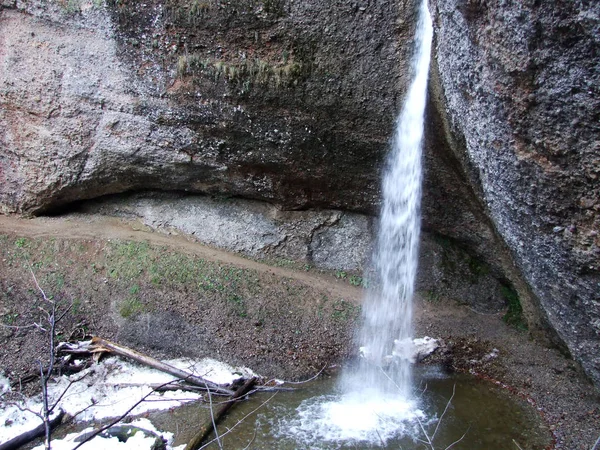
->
277 391 425 446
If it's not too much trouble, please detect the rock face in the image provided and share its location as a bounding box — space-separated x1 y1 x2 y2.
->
431 0 600 385
0 0 416 214
0 0 598 386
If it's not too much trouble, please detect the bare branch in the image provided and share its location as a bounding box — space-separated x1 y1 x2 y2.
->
29 266 49 303
415 415 434 450
0 323 37 330
375 429 385 447
71 379 179 450
241 428 257 450
38 361 51 450
204 381 223 450
49 372 89 414
432 383 456 441
265 364 327 385
512 439 524 450
445 425 470 450
198 393 277 450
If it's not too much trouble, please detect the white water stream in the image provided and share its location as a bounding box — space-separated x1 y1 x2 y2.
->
279 0 434 445
347 0 433 398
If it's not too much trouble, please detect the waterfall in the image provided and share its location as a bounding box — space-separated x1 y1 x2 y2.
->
345 0 433 400
278 1 433 445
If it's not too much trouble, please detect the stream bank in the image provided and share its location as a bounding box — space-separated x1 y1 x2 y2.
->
0 214 598 448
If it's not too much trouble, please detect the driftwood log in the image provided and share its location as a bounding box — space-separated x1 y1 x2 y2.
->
185 377 257 450
0 409 65 450
60 337 235 396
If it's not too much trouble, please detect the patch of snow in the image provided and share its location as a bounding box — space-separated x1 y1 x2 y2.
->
0 373 10 394
361 336 439 365
0 356 258 448
482 348 500 362
31 418 173 450
411 336 439 360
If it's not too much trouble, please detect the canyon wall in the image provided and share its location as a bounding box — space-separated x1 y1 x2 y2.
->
0 0 598 385
431 0 600 384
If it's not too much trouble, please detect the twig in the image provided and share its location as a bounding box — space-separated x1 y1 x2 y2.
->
415 415 434 450
432 383 456 441
445 425 470 450
49 372 90 414
378 365 403 392
198 393 277 450
592 435 600 450
265 364 327 385
38 362 51 450
375 429 385 447
0 323 37 329
241 428 257 450
512 439 524 450
71 379 178 450
204 380 223 450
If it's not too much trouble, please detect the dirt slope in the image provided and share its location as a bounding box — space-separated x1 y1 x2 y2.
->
0 214 598 448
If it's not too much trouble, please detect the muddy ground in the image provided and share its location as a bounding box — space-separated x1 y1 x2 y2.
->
0 215 598 449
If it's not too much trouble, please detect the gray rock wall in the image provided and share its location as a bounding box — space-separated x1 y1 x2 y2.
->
431 0 600 384
0 0 416 214
2 0 598 385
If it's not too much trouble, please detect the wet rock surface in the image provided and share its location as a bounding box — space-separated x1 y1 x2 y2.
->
431 0 600 385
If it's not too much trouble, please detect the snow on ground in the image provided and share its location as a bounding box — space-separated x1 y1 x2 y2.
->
0 356 257 448
30 419 175 450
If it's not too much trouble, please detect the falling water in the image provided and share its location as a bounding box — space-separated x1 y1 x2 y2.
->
277 1 433 445
346 0 433 399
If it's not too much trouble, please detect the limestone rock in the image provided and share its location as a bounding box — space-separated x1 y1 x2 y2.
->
431 0 600 385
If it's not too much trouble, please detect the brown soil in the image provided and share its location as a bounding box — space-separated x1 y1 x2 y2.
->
0 214 598 449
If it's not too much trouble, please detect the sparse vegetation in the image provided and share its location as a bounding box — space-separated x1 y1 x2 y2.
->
177 54 304 91
119 296 145 319
331 299 359 321
501 285 527 330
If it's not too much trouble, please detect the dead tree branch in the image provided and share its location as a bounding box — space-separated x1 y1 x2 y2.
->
64 338 234 396
185 377 257 450
0 409 65 450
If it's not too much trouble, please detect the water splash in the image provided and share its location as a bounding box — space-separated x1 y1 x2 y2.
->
276 1 432 445
344 0 433 401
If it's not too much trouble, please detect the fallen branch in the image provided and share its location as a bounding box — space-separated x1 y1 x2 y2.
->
0 409 65 450
10 359 92 390
77 338 234 396
185 377 257 450
72 379 178 450
106 382 294 395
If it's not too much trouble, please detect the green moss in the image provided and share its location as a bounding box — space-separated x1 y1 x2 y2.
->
423 289 441 303
15 238 28 248
177 54 305 91
501 285 527 330
331 299 359 321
